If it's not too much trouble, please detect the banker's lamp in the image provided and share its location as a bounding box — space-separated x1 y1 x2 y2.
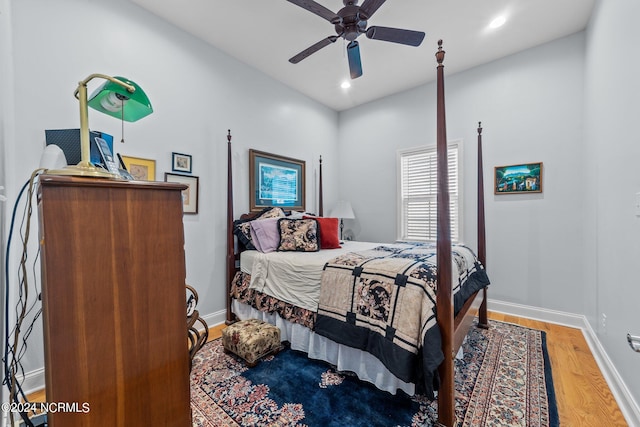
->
49 73 153 178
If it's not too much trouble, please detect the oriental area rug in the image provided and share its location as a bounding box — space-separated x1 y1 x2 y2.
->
190 320 559 427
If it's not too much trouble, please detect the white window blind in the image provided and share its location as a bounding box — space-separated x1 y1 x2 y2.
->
398 142 460 242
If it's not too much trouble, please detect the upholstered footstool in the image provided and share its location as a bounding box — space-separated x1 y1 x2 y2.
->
222 319 281 367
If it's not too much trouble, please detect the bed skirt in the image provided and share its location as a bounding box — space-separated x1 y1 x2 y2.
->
231 299 416 396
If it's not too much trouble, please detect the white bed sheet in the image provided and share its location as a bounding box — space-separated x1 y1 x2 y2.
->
240 241 378 312
241 241 474 312
235 242 476 396
232 299 415 396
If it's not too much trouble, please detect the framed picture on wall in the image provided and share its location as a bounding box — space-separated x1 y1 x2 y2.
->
249 149 305 212
494 162 543 194
165 172 199 214
120 155 156 181
172 152 192 173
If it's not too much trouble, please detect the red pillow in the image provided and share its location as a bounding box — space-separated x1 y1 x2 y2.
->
303 216 341 249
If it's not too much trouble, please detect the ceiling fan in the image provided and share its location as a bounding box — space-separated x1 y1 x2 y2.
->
286 0 426 79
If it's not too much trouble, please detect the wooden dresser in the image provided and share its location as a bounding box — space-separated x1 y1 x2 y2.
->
37 175 191 427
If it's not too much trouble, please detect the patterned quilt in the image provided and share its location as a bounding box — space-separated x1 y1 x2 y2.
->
314 242 490 399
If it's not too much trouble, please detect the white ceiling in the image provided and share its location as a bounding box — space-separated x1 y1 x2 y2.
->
129 0 595 112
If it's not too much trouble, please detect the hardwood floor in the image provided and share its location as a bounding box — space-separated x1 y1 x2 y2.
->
207 322 226 341
487 311 627 426
207 313 629 426
28 312 628 426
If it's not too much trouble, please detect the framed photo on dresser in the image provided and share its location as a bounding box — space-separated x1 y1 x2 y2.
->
120 155 156 181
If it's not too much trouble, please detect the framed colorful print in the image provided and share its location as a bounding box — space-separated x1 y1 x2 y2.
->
120 155 156 181
165 172 199 214
494 162 543 194
249 149 305 212
172 152 192 173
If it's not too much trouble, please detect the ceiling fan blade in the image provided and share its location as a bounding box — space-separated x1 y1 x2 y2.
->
366 26 425 47
289 36 338 64
286 0 340 23
347 41 363 79
358 0 386 20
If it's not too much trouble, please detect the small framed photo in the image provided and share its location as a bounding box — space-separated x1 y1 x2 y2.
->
120 155 156 181
172 152 192 173
494 162 543 194
165 172 199 214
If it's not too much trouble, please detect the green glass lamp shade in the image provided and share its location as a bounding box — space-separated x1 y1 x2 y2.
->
87 76 153 122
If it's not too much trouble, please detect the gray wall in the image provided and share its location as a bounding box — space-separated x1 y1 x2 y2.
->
338 33 586 315
2 0 640 412
584 0 640 406
337 0 640 408
0 0 12 406
1 0 339 383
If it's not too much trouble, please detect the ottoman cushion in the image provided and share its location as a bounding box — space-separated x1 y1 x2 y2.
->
222 319 281 366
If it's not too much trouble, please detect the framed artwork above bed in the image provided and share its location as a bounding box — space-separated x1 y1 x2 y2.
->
494 162 543 194
249 149 305 212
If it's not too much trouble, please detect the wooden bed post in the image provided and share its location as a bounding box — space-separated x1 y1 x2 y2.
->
477 122 489 328
435 40 455 427
318 155 323 216
226 129 236 325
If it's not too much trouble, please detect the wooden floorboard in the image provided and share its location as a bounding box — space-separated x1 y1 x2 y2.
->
487 311 627 426
28 312 628 426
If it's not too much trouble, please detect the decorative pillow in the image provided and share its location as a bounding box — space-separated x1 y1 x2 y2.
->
277 218 319 252
287 210 316 219
233 220 255 249
258 207 286 219
249 217 281 253
233 207 286 250
304 216 341 249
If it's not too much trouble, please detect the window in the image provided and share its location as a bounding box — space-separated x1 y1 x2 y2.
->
397 141 461 242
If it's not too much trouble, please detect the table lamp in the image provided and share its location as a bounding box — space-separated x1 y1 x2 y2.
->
48 73 153 178
329 200 355 240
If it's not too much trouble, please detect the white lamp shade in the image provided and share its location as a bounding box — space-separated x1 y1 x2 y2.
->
39 144 68 169
330 200 355 219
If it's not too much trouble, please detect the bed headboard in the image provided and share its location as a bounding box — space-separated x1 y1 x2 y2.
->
225 133 324 323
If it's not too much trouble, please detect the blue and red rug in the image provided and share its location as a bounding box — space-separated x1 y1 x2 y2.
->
190 320 559 426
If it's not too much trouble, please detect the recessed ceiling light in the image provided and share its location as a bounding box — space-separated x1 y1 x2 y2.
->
341 81 351 89
489 15 506 29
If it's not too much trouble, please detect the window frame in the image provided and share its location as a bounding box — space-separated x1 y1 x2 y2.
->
396 139 463 243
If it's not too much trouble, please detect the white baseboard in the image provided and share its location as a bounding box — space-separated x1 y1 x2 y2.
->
1 368 46 427
489 299 640 427
199 308 226 331
8 367 45 399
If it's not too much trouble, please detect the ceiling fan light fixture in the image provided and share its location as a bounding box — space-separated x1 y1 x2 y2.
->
489 15 507 29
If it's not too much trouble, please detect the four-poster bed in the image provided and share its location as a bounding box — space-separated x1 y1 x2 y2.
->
224 40 489 427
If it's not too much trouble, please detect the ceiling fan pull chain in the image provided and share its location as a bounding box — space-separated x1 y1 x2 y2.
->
120 105 125 143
